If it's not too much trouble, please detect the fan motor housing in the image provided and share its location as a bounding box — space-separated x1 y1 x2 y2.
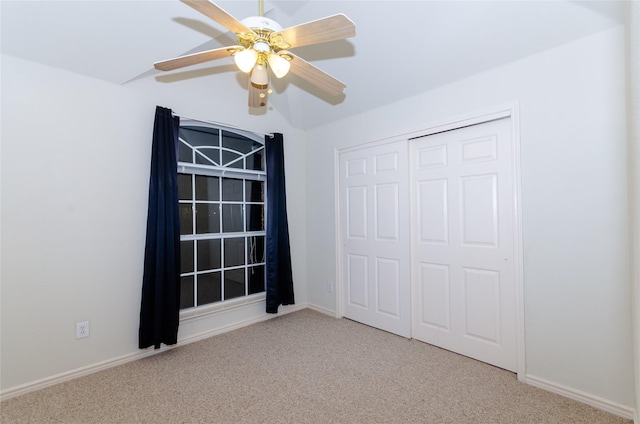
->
241 16 283 33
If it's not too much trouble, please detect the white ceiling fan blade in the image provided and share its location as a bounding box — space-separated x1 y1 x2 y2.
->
272 14 355 49
180 0 254 35
154 46 236 71
248 80 268 108
287 52 346 96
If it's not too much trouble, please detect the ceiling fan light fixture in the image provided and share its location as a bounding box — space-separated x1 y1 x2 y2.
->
268 52 290 78
234 48 258 73
250 63 269 86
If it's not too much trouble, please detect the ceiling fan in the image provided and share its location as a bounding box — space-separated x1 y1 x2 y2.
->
154 0 356 108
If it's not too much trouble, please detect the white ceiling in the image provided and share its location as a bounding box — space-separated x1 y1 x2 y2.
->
0 0 627 130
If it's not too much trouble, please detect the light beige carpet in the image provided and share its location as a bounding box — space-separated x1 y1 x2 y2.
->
0 309 632 423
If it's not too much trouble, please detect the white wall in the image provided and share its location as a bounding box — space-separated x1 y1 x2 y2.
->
305 26 635 410
0 54 307 393
629 2 640 421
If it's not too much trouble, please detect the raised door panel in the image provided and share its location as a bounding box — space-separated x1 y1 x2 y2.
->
418 179 449 244
418 262 450 331
376 258 401 317
463 267 501 345
375 183 399 241
347 254 368 309
460 174 498 247
347 186 367 239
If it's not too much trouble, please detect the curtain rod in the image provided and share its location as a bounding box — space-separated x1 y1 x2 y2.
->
173 113 274 139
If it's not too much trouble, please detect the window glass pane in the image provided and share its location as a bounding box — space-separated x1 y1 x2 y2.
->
197 239 221 271
197 272 221 306
178 140 192 163
180 276 195 309
222 132 261 154
246 204 264 231
222 178 243 201
222 150 243 169
224 237 245 267
195 150 217 166
247 236 265 264
196 203 220 234
180 204 193 235
246 150 264 171
180 127 219 147
195 175 219 201
248 265 265 294
245 181 264 202
222 204 244 233
224 269 245 300
181 240 194 273
178 174 192 200
195 147 219 166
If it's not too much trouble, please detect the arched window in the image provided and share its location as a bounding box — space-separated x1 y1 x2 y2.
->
176 124 266 311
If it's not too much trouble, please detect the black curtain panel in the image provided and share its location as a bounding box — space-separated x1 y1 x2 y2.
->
265 133 295 313
139 106 181 349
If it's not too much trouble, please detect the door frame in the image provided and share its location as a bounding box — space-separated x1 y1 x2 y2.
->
335 102 525 381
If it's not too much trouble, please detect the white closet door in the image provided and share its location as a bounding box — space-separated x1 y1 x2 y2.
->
339 141 411 337
410 118 518 371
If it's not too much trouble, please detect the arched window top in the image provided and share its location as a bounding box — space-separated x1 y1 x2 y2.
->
178 125 265 173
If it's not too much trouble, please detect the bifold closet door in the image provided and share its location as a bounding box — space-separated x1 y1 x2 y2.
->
339 141 411 338
410 117 518 372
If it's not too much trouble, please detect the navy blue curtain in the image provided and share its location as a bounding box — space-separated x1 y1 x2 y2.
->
265 133 295 313
139 106 181 349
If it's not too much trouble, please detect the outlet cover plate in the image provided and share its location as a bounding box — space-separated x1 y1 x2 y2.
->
76 321 89 339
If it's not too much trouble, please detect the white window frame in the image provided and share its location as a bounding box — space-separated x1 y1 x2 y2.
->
177 123 267 320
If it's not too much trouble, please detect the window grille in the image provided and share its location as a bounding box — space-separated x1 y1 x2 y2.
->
177 125 266 310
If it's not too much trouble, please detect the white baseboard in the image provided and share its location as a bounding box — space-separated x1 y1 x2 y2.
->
525 375 636 421
0 303 310 402
306 303 338 317
0 347 163 402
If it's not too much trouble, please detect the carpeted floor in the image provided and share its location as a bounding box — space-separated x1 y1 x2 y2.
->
0 309 633 423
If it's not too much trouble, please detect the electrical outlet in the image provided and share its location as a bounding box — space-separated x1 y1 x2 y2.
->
76 321 90 339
